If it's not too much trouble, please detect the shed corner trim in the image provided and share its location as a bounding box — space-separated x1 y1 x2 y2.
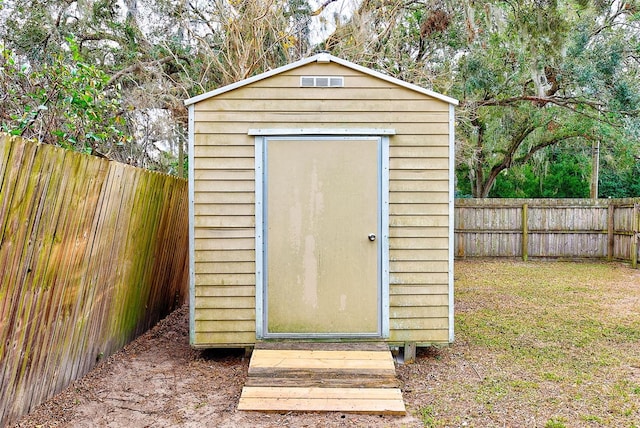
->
248 128 396 136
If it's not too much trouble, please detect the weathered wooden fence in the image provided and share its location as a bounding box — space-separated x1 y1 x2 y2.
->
0 135 189 425
455 198 640 267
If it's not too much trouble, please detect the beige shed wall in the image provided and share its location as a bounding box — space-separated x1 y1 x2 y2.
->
192 61 451 346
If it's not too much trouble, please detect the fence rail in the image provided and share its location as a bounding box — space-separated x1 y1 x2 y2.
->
0 135 189 425
455 198 640 267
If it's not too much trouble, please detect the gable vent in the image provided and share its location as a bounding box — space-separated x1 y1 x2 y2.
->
300 76 344 88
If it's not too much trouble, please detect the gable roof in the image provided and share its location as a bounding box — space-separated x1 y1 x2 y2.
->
184 52 459 106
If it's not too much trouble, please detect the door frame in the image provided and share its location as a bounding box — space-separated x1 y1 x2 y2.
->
251 129 392 340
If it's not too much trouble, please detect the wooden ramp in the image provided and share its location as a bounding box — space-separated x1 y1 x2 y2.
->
238 342 406 415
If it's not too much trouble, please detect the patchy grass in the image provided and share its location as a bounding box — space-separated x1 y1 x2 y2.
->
399 260 640 427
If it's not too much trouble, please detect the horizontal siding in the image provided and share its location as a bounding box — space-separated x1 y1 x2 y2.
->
390 170 450 181
390 329 449 343
192 60 452 346
196 285 255 297
194 273 255 286
390 180 449 192
390 293 449 307
195 227 253 238
194 179 254 192
391 285 449 295
195 122 449 135
390 306 449 319
390 261 449 273
195 192 254 204
390 215 449 227
195 249 254 262
195 320 255 332
194 331 256 346
195 238 254 250
195 261 254 274
390 318 449 330
195 308 254 321
195 296 254 309
194 170 254 180
211 86 442 101
390 203 449 215
193 145 254 157
195 204 254 216
194 110 449 123
195 98 449 113
390 272 449 285
390 249 449 260
194 215 254 228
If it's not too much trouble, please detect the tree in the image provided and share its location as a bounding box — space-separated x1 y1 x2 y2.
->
1 0 314 172
318 0 640 197
0 40 131 158
2 0 639 191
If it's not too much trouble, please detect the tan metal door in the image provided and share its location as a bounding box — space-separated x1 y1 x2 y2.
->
265 137 380 337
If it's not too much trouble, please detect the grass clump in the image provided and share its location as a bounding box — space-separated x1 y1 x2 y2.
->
417 261 640 426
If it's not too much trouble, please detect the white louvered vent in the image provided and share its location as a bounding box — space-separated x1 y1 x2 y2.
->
300 76 344 88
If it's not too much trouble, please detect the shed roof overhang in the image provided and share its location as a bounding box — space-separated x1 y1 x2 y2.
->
184 52 459 106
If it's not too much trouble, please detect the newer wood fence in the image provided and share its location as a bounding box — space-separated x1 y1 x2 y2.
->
455 198 640 267
0 135 189 425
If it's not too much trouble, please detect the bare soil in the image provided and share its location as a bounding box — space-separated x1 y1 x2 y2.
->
11 304 421 428
12 261 640 427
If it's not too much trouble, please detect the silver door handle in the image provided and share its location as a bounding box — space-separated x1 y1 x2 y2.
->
368 234 376 241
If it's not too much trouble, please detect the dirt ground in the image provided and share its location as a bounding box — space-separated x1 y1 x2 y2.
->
12 304 422 428
12 261 640 428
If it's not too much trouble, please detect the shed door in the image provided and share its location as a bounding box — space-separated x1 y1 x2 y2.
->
264 136 381 337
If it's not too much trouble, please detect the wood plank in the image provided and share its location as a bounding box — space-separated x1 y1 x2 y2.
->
195 320 255 333
249 356 395 371
390 146 449 158
216 85 439 101
196 97 448 113
239 397 406 414
194 215 255 228
195 121 449 136
244 376 400 388
194 192 254 204
194 295 255 309
247 367 397 378
389 293 449 306
390 306 449 319
255 342 389 351
240 386 403 400
195 110 448 124
237 395 406 414
251 349 392 361
195 285 255 297
239 343 406 415
389 329 449 343
195 308 255 321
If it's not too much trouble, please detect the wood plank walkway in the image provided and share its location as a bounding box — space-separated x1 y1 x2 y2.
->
238 343 406 415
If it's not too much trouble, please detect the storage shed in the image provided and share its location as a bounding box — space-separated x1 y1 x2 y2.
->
185 53 458 349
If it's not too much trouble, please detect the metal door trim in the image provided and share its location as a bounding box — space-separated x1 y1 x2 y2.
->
254 134 390 339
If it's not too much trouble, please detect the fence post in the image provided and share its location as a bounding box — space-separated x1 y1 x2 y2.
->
633 203 638 269
522 203 529 262
608 203 614 261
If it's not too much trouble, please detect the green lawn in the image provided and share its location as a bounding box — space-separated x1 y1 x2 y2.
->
399 260 640 427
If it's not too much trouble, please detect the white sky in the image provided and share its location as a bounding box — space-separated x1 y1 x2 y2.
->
307 0 358 44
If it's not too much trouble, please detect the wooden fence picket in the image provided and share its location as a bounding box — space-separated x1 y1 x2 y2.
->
0 135 188 425
455 198 640 266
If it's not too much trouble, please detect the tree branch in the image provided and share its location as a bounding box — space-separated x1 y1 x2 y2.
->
105 57 176 88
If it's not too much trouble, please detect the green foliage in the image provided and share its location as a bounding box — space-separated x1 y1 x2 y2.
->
0 39 131 155
486 148 591 198
545 418 567 428
419 405 440 427
599 163 640 198
2 0 640 184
